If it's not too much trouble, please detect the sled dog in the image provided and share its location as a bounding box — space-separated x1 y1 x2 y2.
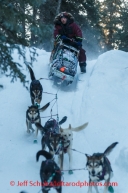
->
36 121 88 173
59 122 88 172
27 65 43 106
26 103 49 138
35 117 67 152
36 150 62 193
86 142 118 193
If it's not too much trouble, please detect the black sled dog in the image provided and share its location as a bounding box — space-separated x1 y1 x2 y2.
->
28 65 43 106
36 150 62 193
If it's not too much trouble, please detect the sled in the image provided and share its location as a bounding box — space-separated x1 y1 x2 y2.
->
49 39 79 85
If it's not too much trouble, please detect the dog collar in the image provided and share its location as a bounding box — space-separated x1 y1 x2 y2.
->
63 144 70 153
97 157 112 181
43 160 56 184
47 173 55 183
34 102 40 108
55 143 62 155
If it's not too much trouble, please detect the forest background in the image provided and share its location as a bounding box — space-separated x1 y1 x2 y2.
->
0 0 128 85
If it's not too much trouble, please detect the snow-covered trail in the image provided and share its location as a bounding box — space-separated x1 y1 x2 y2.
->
0 49 128 193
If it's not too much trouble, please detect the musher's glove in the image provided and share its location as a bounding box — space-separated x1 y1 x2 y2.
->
61 35 67 40
76 41 82 46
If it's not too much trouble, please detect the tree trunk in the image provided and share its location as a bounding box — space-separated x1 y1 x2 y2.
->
21 1 25 39
30 5 37 46
56 0 62 15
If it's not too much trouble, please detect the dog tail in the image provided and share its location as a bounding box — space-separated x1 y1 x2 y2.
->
39 102 50 112
59 116 67 125
104 142 118 156
27 65 36 81
36 150 53 161
71 122 88 132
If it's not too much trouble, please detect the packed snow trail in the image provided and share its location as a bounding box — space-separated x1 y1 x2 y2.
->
0 49 128 193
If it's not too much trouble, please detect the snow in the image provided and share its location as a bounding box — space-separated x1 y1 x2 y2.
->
0 48 128 193
116 147 128 171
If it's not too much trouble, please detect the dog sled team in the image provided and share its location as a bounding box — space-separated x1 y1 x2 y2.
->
22 12 119 193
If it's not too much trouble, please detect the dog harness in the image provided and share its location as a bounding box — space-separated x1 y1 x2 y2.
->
31 80 43 91
97 167 106 181
30 80 43 104
44 118 60 134
42 160 61 187
96 157 112 181
55 138 70 154
55 142 63 154
63 140 70 153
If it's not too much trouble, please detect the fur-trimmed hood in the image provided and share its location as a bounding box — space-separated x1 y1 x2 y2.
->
54 12 74 25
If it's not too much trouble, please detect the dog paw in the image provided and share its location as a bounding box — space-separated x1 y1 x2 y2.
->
108 186 114 193
68 170 73 174
33 139 37 144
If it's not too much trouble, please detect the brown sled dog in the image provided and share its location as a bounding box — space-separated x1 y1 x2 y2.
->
26 103 50 139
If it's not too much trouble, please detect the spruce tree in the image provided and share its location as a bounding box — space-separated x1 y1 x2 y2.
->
99 0 123 50
0 0 38 86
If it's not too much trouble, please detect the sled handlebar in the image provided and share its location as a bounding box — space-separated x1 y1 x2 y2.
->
60 36 81 46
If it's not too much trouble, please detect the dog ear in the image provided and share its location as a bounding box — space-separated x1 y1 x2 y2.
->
69 124 71 129
99 155 104 163
85 154 90 159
